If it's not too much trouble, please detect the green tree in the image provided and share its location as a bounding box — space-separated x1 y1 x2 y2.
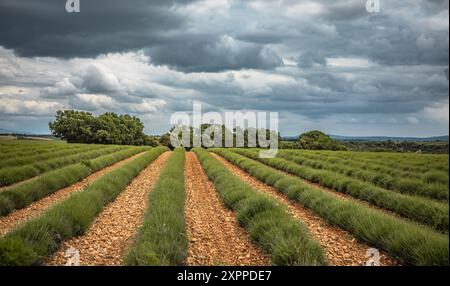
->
144 135 160 147
298 130 346 150
48 110 95 143
49 110 148 145
159 133 172 148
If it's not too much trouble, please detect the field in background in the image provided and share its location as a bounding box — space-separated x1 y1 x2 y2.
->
280 139 449 154
0 141 448 266
0 134 60 141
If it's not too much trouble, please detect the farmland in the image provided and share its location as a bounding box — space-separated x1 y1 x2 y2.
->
0 140 448 266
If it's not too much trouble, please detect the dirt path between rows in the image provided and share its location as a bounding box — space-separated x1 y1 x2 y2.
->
239 153 405 220
0 151 148 237
212 153 400 266
184 152 270 266
45 152 171 266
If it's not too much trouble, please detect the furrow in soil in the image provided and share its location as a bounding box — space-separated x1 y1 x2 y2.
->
212 153 400 266
0 152 147 237
45 151 171 266
185 152 270 266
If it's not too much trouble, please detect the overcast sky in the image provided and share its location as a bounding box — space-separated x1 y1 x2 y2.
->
0 0 448 136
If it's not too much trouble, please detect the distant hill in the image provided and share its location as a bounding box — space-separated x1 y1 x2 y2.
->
329 135 449 142
0 128 34 135
0 129 58 140
281 136 298 141
0 128 15 134
281 134 449 142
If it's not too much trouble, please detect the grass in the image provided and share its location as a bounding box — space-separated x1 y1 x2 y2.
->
277 151 448 201
234 149 449 232
124 148 188 266
290 150 449 178
423 170 449 185
0 146 168 266
211 148 449 266
194 148 327 266
0 145 127 186
0 144 104 169
298 149 448 174
0 136 16 140
0 144 74 159
0 147 151 216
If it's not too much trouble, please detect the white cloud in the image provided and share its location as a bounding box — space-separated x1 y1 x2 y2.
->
327 57 373 68
422 100 449 124
128 98 167 113
0 97 64 115
426 9 449 31
287 2 325 17
74 93 116 110
41 78 78 98
80 64 122 93
406 116 419 124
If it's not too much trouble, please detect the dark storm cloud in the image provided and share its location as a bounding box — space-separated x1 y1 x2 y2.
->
0 0 195 58
0 0 283 72
235 0 449 68
147 35 283 72
336 15 449 66
319 1 368 21
297 51 327 68
2 0 446 71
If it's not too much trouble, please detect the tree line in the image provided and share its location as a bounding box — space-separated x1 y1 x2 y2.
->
160 124 280 150
48 110 448 153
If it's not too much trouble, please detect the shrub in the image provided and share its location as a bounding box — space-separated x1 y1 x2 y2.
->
124 148 187 266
